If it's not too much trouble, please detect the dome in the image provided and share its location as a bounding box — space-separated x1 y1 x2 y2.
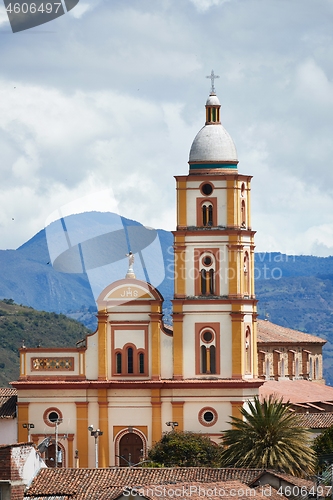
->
188 92 238 169
206 94 220 106
189 124 238 164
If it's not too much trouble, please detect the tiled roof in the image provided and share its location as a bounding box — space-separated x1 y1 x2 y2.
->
0 388 17 418
116 481 261 500
253 485 288 500
260 380 333 404
296 412 333 429
249 470 314 490
25 468 266 499
24 497 69 500
257 320 325 344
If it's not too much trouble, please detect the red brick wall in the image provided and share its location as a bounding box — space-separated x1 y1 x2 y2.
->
0 446 11 480
10 485 26 500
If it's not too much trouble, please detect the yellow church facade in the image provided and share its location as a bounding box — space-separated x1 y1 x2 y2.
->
13 85 262 468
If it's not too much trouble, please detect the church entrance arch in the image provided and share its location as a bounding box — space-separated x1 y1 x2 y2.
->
44 441 65 468
115 428 147 466
119 433 143 466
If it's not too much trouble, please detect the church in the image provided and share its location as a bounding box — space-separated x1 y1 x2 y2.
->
13 78 276 468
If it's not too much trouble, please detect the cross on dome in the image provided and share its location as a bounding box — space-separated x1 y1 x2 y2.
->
206 70 220 94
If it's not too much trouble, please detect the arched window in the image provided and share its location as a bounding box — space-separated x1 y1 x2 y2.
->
201 269 207 295
116 352 122 374
309 358 313 379
241 200 246 227
195 323 220 375
244 252 250 296
315 358 319 380
127 347 133 374
202 205 207 226
139 353 144 374
199 253 216 296
209 269 214 294
245 327 251 374
43 441 65 468
202 203 213 226
199 329 216 374
210 345 216 373
208 205 213 225
201 345 207 373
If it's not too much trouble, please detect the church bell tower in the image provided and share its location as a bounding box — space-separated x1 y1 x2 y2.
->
172 73 257 381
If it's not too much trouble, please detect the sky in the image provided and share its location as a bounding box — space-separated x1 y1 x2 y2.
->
0 0 333 256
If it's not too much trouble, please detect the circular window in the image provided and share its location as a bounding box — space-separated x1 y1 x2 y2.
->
202 255 212 267
201 183 213 196
49 411 59 423
43 407 63 427
203 411 214 423
198 407 218 427
202 331 213 343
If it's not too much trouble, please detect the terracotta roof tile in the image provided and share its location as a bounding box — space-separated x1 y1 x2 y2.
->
0 388 17 418
259 379 333 404
108 481 256 500
253 485 288 500
25 468 266 499
257 320 325 344
296 412 333 428
267 472 313 489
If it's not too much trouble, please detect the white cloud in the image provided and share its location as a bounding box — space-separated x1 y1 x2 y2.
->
188 0 230 12
0 3 8 26
69 2 93 18
0 0 332 258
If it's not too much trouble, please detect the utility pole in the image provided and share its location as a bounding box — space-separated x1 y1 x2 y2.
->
88 425 103 468
54 418 62 468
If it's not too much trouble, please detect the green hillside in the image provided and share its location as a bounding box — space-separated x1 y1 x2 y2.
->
0 299 92 387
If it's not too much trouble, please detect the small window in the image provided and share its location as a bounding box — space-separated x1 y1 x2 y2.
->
201 345 207 373
116 353 122 374
203 256 212 266
48 411 60 423
202 203 213 226
198 407 218 427
203 411 214 423
202 331 213 343
201 269 207 295
210 345 216 374
202 205 207 226
209 269 214 294
127 348 133 374
201 183 213 196
139 353 144 374
208 205 213 225
43 407 63 427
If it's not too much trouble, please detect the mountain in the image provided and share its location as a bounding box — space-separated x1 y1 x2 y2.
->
1 211 333 384
0 299 92 387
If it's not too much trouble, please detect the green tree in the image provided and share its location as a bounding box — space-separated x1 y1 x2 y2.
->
148 431 222 467
313 424 333 469
220 395 316 477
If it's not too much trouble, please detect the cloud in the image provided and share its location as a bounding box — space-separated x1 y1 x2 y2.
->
0 0 332 258
188 0 230 12
0 3 8 26
69 2 93 19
